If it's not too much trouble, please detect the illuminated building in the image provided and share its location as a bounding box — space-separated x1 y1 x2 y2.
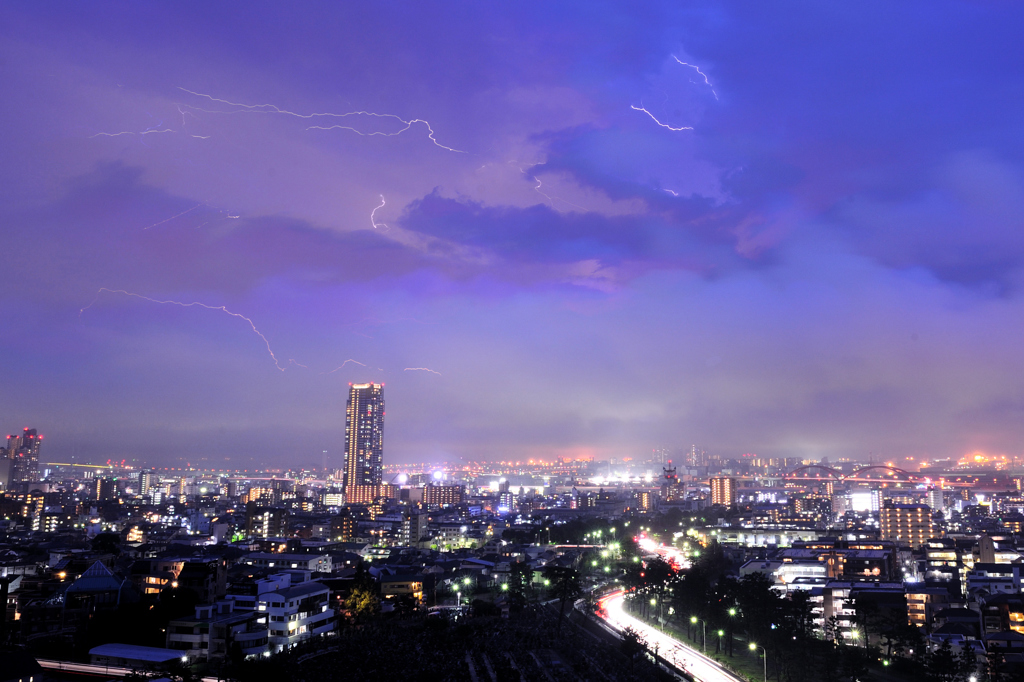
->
343 383 384 493
633 490 655 511
255 573 333 652
245 505 288 539
94 477 117 501
139 470 159 498
381 576 424 604
710 476 736 506
661 464 682 501
330 513 356 541
880 502 934 549
400 511 428 545
5 428 41 488
344 483 397 505
422 484 464 506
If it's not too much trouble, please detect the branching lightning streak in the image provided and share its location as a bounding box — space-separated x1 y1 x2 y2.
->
90 129 177 138
672 56 718 100
630 105 693 132
323 359 368 375
370 195 388 230
143 203 203 230
307 119 464 153
177 87 464 153
516 166 587 212
80 288 289 371
404 367 442 376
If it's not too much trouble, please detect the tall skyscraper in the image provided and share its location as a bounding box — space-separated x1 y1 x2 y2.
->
6 428 41 488
343 383 384 494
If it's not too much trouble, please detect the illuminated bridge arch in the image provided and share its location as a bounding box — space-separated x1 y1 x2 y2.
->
783 465 843 480
841 465 913 481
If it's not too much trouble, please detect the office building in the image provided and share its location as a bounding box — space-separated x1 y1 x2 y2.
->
710 476 736 506
343 383 384 493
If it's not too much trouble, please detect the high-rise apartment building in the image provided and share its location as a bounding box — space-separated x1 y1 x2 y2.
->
6 428 42 487
140 470 159 498
880 502 934 549
710 476 736 506
422 484 465 507
343 383 384 493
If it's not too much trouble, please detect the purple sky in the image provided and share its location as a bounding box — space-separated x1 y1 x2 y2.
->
2 2 1023 469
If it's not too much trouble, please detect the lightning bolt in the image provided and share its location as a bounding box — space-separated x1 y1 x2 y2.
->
177 87 464 153
404 367 442 376
323 359 368 375
370 195 388 230
143 203 203 230
90 129 177 138
672 56 718 100
630 105 693 132
80 288 290 371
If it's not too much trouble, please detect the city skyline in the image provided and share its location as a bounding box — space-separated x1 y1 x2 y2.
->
3 3 1024 467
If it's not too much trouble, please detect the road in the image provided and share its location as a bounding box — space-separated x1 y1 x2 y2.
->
636 534 690 570
597 592 747 682
38 658 219 682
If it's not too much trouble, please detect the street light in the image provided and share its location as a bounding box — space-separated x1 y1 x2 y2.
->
749 642 767 682
690 616 707 653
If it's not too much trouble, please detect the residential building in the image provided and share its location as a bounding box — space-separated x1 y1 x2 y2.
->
167 601 269 661
880 502 934 549
255 572 334 652
710 477 736 506
422 484 465 506
245 553 331 573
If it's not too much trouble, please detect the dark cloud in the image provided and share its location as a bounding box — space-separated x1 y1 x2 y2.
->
3 2 1024 466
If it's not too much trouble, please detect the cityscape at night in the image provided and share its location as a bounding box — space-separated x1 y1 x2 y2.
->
3 2 1024 681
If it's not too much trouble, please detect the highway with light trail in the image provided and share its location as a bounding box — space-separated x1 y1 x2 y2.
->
597 591 747 682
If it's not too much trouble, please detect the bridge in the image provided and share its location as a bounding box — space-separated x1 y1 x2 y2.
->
782 464 921 484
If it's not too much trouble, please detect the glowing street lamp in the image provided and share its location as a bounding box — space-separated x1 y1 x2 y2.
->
749 643 767 682
690 616 707 653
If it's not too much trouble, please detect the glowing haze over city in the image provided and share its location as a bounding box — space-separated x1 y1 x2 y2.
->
2 2 1024 471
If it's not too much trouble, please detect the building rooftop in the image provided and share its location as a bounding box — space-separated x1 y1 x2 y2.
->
89 643 183 663
262 581 329 600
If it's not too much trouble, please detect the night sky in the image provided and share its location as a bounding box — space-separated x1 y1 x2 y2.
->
2 2 1023 468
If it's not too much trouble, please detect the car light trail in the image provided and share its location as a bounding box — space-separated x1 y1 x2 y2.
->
598 592 744 682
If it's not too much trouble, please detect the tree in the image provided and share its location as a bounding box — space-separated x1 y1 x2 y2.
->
91 532 122 556
543 565 583 634
345 587 380 622
508 561 533 611
620 626 647 677
926 638 964 682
